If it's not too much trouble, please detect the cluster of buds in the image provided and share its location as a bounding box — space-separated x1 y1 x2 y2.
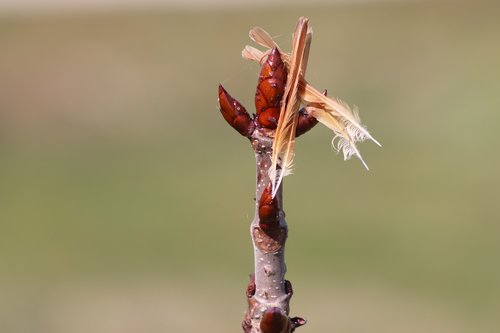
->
218 48 318 138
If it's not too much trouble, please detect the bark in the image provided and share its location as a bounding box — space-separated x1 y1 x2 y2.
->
243 128 290 333
240 128 306 333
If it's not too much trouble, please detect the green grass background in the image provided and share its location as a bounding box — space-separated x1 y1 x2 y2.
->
1 1 499 332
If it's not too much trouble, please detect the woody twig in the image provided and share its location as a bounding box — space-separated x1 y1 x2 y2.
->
218 17 379 333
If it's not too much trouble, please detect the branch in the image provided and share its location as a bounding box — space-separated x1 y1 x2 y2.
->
218 16 379 333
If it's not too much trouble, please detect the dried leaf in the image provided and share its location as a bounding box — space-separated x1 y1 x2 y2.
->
269 17 310 197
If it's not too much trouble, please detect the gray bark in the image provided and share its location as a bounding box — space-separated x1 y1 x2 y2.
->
242 128 302 333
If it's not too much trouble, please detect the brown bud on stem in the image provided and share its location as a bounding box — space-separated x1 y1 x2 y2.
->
295 89 327 137
258 184 279 233
295 108 318 137
260 307 291 333
291 317 307 332
218 84 254 137
255 48 287 129
246 274 256 297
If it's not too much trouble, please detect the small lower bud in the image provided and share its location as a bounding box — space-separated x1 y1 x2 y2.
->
295 89 326 137
246 274 256 297
242 316 252 333
295 107 318 137
260 307 290 333
284 280 293 296
291 317 307 332
259 184 279 232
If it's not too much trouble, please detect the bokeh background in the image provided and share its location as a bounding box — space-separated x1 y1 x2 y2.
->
1 0 499 332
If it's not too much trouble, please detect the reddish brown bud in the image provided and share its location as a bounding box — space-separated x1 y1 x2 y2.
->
246 274 256 297
291 317 307 332
255 48 287 129
295 89 326 137
258 184 279 231
260 307 291 333
295 108 318 137
242 316 252 333
258 48 287 82
218 84 254 137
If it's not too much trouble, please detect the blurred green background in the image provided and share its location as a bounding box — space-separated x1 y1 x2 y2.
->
1 1 499 332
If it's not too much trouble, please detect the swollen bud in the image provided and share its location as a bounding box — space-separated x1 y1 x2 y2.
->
295 89 326 137
295 107 318 137
218 84 254 137
255 48 287 129
260 307 291 333
258 184 279 232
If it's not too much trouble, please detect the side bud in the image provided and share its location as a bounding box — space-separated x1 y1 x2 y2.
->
258 184 279 232
218 84 254 137
291 317 307 332
295 107 318 137
295 89 326 137
246 274 256 298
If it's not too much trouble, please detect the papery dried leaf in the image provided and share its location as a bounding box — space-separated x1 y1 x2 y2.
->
301 84 381 147
249 27 280 50
312 108 369 169
269 17 310 197
243 19 380 172
242 45 267 64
